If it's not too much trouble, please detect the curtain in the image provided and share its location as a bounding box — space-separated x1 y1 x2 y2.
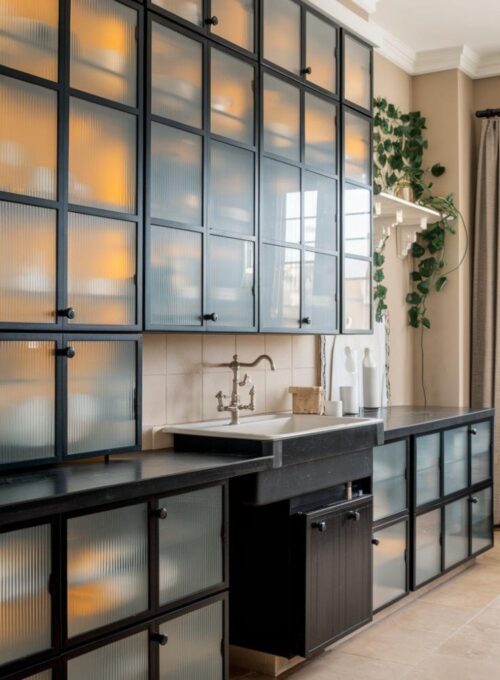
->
471 117 500 524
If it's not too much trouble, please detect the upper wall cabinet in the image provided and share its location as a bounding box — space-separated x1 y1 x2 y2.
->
150 0 256 54
343 33 372 113
262 0 338 95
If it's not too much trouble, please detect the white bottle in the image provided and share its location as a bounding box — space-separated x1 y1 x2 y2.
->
363 347 379 409
342 347 359 414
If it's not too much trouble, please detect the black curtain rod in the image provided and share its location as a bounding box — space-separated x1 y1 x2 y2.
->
476 108 500 118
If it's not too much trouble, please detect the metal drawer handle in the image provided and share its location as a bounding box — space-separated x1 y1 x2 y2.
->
469 496 479 504
204 312 218 322
312 520 327 532
205 15 219 25
470 427 478 435
347 510 361 521
154 507 168 519
371 537 380 546
151 633 168 646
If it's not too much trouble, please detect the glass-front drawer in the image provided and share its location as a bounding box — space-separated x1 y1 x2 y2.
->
414 509 441 587
415 433 440 507
444 496 469 569
471 487 493 555
471 421 492 484
443 426 468 496
158 600 224 680
67 630 148 680
157 485 224 607
373 440 407 521
67 503 149 637
372 519 407 611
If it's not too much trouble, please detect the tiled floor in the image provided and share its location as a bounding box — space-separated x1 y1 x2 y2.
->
232 532 500 680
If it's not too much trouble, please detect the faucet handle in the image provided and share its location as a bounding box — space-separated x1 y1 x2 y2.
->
239 372 252 387
215 390 226 411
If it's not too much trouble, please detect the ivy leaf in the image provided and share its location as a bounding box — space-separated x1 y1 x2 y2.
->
417 281 430 295
422 317 431 329
406 292 422 305
419 257 438 277
374 252 385 267
410 271 422 281
436 276 448 291
374 269 385 282
384 139 393 151
431 163 446 177
411 243 426 258
373 181 382 195
408 306 420 328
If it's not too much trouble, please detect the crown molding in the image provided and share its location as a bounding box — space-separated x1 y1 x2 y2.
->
347 0 380 13
307 0 383 45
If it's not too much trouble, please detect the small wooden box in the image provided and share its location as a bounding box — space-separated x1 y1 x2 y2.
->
288 386 324 415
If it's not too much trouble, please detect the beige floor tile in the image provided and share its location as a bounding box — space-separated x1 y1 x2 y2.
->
402 652 500 680
437 620 500 663
419 577 497 610
386 600 475 636
310 650 411 679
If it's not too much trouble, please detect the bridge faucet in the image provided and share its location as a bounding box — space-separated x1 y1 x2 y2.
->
215 354 275 425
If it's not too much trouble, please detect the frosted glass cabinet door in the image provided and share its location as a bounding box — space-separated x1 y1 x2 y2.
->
0 202 56 324
0 340 56 465
344 35 371 111
303 252 337 332
150 226 202 327
415 509 441 587
158 486 223 605
66 340 136 455
416 433 441 507
304 171 337 251
151 0 203 26
211 0 254 52
443 426 468 496
344 111 371 186
263 74 300 162
0 524 51 665
68 630 148 680
261 245 300 329
261 159 301 244
67 213 136 326
159 601 223 680
70 0 137 106
305 12 336 93
263 0 300 75
343 258 371 332
67 504 148 637
471 421 491 484
151 22 202 129
210 49 254 145
0 76 57 199
344 184 371 257
373 520 407 611
0 0 58 80
444 497 469 569
207 237 254 328
304 94 337 175
471 487 493 555
25 672 52 680
209 142 254 236
373 441 407 522
69 98 136 214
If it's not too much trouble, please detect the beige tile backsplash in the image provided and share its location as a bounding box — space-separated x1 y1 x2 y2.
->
142 333 319 449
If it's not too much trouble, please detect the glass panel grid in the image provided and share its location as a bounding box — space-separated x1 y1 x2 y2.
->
344 183 371 257
211 0 254 52
210 49 254 145
373 441 406 521
415 509 441 586
472 487 493 554
303 251 336 331
263 73 300 162
304 171 337 251
344 35 371 111
471 421 491 484
263 0 300 75
151 0 203 26
443 426 468 496
305 12 336 93
444 497 468 569
304 93 336 175
416 433 441 506
261 244 300 329
373 520 406 610
344 110 371 186
68 630 148 679
208 236 254 328
261 158 301 244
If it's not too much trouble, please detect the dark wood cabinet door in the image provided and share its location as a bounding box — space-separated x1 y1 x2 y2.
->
304 498 372 654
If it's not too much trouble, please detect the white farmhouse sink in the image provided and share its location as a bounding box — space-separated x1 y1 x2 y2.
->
163 412 381 441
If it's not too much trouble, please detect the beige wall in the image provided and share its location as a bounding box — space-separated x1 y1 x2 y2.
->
473 76 500 154
142 334 319 449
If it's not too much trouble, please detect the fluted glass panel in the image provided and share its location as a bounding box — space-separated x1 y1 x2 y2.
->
263 0 300 75
261 245 300 329
344 35 371 111
344 184 371 257
306 13 336 93
159 602 223 680
151 123 202 225
209 142 254 236
0 0 58 80
263 74 300 161
345 111 371 186
472 487 493 554
304 172 337 251
211 0 254 52
373 520 406 610
373 441 407 522
69 97 136 213
26 672 52 680
444 497 468 569
443 426 468 496
303 252 336 331
70 0 137 105
415 509 441 586
0 76 57 199
471 421 491 484
159 486 223 605
151 22 202 128
208 237 254 328
262 159 300 243
0 340 55 464
68 631 148 679
0 201 56 323
210 49 254 145
344 257 371 331
305 94 336 175
0 524 51 665
151 0 202 26
67 213 136 326
67 504 148 637
416 433 440 506
150 226 202 327
67 340 136 455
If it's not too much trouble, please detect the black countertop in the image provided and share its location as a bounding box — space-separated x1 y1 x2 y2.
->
361 405 494 441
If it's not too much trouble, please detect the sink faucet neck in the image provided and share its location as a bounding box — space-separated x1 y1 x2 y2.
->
215 354 274 425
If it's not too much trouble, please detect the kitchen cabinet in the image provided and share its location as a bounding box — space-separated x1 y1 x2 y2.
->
67 630 149 679
471 486 494 555
372 518 408 611
444 496 468 570
343 33 372 113
415 433 440 507
0 334 141 468
372 440 407 522
414 508 441 587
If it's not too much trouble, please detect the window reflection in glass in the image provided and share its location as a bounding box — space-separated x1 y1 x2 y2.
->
262 159 300 243
304 172 336 251
344 184 371 257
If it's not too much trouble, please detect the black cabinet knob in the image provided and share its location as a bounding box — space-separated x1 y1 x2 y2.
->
154 507 168 520
58 307 76 319
205 15 219 25
371 537 380 546
302 316 312 325
64 346 76 359
301 66 312 75
469 496 479 504
470 427 478 435
204 312 218 321
347 510 361 521
312 520 327 532
151 633 168 646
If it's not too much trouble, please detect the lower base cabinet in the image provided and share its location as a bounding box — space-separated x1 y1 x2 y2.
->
472 487 493 554
67 631 149 680
372 518 408 611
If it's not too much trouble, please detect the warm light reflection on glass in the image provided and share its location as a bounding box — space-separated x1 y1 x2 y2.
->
263 74 300 160
211 0 254 52
306 12 336 93
344 35 371 110
345 112 371 185
152 0 203 25
210 49 254 145
305 93 336 174
263 0 300 74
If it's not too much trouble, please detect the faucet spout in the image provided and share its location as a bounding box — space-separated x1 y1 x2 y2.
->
240 354 276 371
